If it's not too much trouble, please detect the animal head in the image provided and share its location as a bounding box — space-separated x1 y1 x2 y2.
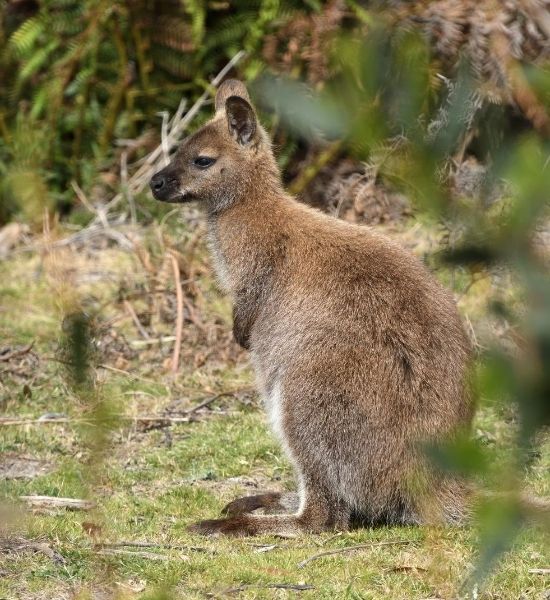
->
150 80 275 212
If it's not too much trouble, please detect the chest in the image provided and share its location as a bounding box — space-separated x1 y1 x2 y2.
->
206 229 232 292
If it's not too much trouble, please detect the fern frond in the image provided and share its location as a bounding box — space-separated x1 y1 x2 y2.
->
9 17 44 57
18 40 59 83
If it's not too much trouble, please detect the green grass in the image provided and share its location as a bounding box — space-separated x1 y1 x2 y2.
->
0 221 548 599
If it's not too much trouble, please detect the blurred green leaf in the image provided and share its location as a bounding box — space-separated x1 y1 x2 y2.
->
255 76 350 140
426 434 489 477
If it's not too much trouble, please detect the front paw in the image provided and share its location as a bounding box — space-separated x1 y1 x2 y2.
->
187 516 255 537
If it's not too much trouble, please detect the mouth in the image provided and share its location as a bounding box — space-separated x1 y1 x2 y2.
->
151 188 195 203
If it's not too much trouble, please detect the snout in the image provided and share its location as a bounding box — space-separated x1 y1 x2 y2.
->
149 167 192 203
150 172 169 194
149 168 177 202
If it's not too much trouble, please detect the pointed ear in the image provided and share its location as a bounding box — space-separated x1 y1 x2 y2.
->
225 96 257 146
215 79 251 112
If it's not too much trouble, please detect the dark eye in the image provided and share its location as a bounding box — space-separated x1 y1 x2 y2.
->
193 156 216 169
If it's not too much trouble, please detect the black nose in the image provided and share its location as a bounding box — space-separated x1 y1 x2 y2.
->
150 173 166 192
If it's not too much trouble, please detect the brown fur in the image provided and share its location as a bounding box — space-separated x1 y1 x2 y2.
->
150 80 474 537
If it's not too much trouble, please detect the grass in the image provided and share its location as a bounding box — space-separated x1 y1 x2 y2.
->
0 213 548 599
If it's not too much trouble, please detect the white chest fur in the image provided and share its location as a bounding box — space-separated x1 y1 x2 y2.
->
265 379 284 441
206 228 232 291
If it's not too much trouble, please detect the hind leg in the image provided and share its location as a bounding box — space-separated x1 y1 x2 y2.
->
189 476 350 537
222 491 299 516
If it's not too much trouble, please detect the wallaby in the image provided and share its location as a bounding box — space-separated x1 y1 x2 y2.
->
150 79 474 536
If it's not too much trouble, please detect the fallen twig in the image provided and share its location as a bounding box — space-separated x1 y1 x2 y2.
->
222 583 315 595
1 387 253 427
20 496 95 511
129 335 176 348
123 299 150 339
297 540 414 568
0 415 191 427
185 391 239 414
0 343 34 362
100 541 212 553
253 544 279 553
71 180 134 249
0 537 66 565
0 417 74 426
528 568 550 575
97 363 169 387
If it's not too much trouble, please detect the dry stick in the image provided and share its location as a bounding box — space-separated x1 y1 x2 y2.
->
100 541 211 553
95 548 175 561
129 416 191 424
167 385 254 415
0 415 189 427
97 363 169 388
123 299 150 339
169 251 184 374
120 150 137 226
169 97 188 131
2 539 66 565
0 418 75 426
223 583 315 594
71 180 134 249
0 342 34 361
159 110 170 166
129 335 177 348
185 391 238 414
20 496 95 510
0 387 252 426
297 540 414 568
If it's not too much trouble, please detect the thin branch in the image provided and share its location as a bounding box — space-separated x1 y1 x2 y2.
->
0 417 75 426
123 299 150 339
129 335 176 348
159 110 170 166
185 391 239 414
0 343 34 362
71 180 135 249
20 496 95 510
222 583 315 594
169 98 188 133
120 150 137 225
97 363 169 388
0 415 191 427
99 541 211 553
95 548 175 561
169 251 184 374
297 540 414 568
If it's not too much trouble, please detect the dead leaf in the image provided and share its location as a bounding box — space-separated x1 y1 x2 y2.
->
82 521 103 539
